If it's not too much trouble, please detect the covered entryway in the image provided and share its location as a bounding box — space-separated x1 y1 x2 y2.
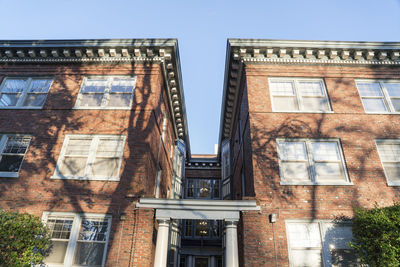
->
137 198 260 267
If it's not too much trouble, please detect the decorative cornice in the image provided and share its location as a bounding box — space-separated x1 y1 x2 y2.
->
219 39 400 147
0 39 190 154
185 161 221 169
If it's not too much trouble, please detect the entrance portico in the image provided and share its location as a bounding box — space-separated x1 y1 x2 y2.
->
137 198 260 267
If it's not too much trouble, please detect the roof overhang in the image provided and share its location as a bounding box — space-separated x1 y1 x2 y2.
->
0 38 190 154
218 38 400 152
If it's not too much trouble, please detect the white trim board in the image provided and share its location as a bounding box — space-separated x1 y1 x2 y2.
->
136 198 260 220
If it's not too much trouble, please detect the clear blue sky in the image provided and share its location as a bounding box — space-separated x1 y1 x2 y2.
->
1 0 400 154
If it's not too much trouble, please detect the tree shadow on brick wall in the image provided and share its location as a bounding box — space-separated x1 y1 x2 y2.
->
0 42 175 266
246 74 400 266
248 74 400 221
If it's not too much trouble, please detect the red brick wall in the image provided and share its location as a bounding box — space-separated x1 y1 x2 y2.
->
0 62 176 266
237 63 400 266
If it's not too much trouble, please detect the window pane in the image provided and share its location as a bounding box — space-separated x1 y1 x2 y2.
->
195 220 209 236
59 156 88 176
312 142 340 161
377 143 400 162
91 157 120 177
2 79 27 93
281 162 309 180
270 81 295 95
211 220 220 237
213 180 220 198
96 139 124 157
357 82 383 96
187 179 194 197
197 180 211 198
107 93 131 107
0 155 24 172
302 97 329 111
362 98 387 112
287 223 321 248
3 136 30 154
74 242 105 266
110 78 135 93
384 83 400 97
45 240 68 264
22 93 47 107
382 162 400 182
315 163 345 181
83 79 107 93
298 82 324 96
330 249 361 267
390 98 400 112
28 79 51 93
291 250 323 267
279 142 307 160
324 224 353 249
79 219 108 241
80 94 104 107
272 96 298 111
47 218 73 239
185 220 192 236
0 94 19 106
65 139 91 156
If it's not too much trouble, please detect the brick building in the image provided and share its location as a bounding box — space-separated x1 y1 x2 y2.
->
0 38 400 267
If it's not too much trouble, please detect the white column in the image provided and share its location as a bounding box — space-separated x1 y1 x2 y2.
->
225 220 239 267
154 218 170 267
210 256 216 267
187 255 193 267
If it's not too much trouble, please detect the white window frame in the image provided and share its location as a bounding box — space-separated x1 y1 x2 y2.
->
51 134 126 181
0 77 53 109
269 77 333 113
42 211 112 267
74 76 137 109
356 79 400 114
277 138 352 185
375 139 400 186
286 220 357 267
0 134 31 178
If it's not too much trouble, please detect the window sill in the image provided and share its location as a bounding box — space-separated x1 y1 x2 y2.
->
0 106 43 109
365 112 400 115
280 181 353 186
72 106 132 110
50 175 120 181
271 110 334 114
0 172 19 178
387 182 400 186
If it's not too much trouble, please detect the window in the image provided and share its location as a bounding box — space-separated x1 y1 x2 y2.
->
376 140 400 186
0 77 52 108
53 135 125 181
75 77 136 108
221 139 231 199
0 134 31 178
269 78 331 112
356 80 400 113
42 212 111 267
185 178 220 199
183 220 221 239
277 139 350 185
286 221 361 267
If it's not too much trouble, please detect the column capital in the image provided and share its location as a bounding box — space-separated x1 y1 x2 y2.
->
157 218 170 226
224 219 239 227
